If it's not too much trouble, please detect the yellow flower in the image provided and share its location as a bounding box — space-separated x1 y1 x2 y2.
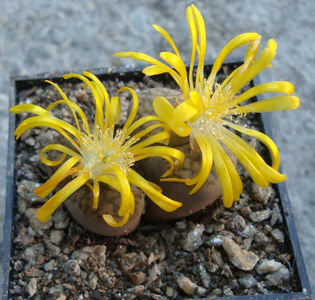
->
114 5 300 208
11 71 184 227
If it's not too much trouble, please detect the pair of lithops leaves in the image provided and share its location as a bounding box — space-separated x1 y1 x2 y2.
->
66 88 227 236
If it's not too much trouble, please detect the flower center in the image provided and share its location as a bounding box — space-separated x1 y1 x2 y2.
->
190 83 238 138
81 127 136 178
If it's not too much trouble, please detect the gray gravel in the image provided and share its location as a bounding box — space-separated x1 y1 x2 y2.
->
0 0 314 295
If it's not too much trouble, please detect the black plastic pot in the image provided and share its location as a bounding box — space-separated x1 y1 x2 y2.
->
2 63 312 299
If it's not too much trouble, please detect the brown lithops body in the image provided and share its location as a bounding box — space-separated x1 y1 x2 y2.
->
65 185 145 236
140 143 222 223
136 88 226 223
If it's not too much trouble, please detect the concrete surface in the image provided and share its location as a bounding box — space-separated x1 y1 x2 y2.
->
0 0 314 295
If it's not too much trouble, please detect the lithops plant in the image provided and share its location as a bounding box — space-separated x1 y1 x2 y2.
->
115 4 300 212
11 72 184 236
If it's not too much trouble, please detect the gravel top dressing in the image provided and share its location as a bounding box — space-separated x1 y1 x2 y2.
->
8 67 299 299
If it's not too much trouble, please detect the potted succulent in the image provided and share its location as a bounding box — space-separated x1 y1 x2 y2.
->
3 4 312 299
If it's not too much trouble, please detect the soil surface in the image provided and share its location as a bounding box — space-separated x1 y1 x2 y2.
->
7 68 300 299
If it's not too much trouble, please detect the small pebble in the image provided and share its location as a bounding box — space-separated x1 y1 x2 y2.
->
266 267 290 285
23 244 45 266
239 224 256 238
222 238 259 271
257 282 269 294
17 180 43 204
177 273 197 295
44 259 57 271
53 209 70 230
249 209 271 222
198 264 211 288
46 241 61 258
48 284 64 296
49 230 64 245
126 285 145 295
182 224 205 251
26 278 37 297
223 286 234 296
175 221 187 231
238 274 257 288
227 214 246 231
211 247 224 267
256 259 283 274
146 264 161 286
196 286 207 296
62 260 81 276
120 251 146 273
128 272 146 285
165 286 175 297
72 245 107 267
209 236 223 246
205 223 215 234
212 288 222 296
271 228 285 243
25 208 53 234
241 238 253 250
254 232 269 245
265 243 277 253
88 272 98 290
271 203 283 225
252 183 272 204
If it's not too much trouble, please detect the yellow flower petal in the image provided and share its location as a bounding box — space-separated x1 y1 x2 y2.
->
126 115 161 137
34 156 80 198
111 166 132 217
133 145 184 164
119 87 139 131
131 123 165 141
153 24 180 57
127 169 182 212
191 4 206 87
160 52 187 80
226 122 281 170
83 71 110 130
176 91 203 123
216 140 243 201
153 97 191 137
133 145 184 177
243 39 261 65
207 33 261 85
238 96 300 113
103 212 130 228
45 80 82 133
174 102 199 122
236 81 295 104
130 131 170 151
97 175 134 216
208 135 234 208
40 144 79 167
46 99 91 134
15 115 81 152
229 39 277 94
221 127 286 184
10 104 49 116
224 138 269 187
186 6 197 90
109 96 121 126
92 179 100 209
142 65 171 77
145 180 163 193
36 172 90 222
189 133 213 194
64 73 104 130
160 51 188 98
113 52 183 88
